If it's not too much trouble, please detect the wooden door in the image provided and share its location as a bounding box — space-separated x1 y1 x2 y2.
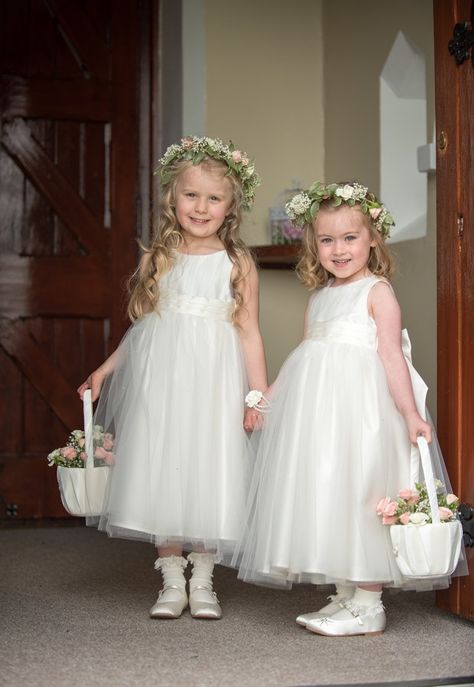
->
0 0 151 521
434 0 474 621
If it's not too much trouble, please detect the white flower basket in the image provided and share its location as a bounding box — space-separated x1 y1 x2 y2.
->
57 390 109 517
390 437 462 579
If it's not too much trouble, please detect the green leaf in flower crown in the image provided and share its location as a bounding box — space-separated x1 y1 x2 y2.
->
310 201 320 218
333 197 342 207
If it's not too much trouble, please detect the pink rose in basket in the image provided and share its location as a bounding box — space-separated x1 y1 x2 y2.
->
383 515 398 525
95 446 115 465
399 512 411 525
376 497 397 517
438 506 455 521
446 493 458 506
103 435 114 450
61 446 77 461
398 488 420 505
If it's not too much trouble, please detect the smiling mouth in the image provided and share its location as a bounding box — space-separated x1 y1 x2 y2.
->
190 217 210 224
333 259 350 266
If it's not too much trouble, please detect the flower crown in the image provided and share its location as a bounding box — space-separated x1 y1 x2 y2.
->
285 182 395 238
155 136 260 210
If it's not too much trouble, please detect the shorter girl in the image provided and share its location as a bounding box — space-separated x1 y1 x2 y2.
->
78 136 267 620
236 181 464 636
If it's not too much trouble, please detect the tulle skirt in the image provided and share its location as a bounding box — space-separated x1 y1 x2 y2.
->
90 309 250 560
233 337 467 590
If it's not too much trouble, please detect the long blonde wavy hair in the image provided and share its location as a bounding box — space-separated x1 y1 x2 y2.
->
127 157 253 322
296 200 395 290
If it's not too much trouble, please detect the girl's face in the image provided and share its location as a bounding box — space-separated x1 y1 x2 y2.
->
174 164 233 249
313 205 376 285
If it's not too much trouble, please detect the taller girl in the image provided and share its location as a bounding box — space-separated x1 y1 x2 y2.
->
78 136 267 620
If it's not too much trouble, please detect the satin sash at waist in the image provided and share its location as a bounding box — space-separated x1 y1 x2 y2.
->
159 289 235 322
306 320 377 349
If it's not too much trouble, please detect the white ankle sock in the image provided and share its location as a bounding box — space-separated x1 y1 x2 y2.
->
334 584 355 598
154 555 187 591
188 552 216 593
351 587 383 607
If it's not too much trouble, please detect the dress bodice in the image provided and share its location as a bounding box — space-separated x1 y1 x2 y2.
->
160 251 235 302
305 276 385 349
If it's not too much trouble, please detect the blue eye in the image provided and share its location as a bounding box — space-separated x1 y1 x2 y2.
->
345 235 356 241
319 237 332 244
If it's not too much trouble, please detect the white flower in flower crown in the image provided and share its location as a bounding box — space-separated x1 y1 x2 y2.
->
335 184 355 201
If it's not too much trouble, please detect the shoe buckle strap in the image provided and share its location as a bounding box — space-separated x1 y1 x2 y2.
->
340 599 364 625
192 584 219 601
159 584 184 598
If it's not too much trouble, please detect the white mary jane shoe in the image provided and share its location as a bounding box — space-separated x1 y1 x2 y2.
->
306 600 386 637
296 594 348 627
149 585 188 619
189 585 222 620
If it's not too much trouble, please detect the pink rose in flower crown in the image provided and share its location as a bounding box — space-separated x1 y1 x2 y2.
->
438 506 454 521
232 150 242 163
181 136 194 150
369 207 382 221
241 156 249 166
61 446 77 460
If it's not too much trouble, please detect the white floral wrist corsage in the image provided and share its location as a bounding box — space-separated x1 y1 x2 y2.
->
245 390 271 413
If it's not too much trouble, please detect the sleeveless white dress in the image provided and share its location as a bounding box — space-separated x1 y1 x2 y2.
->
235 275 462 589
92 251 249 559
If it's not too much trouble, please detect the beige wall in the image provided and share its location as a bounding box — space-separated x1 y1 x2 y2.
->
202 0 437 410
323 0 437 416
204 0 324 381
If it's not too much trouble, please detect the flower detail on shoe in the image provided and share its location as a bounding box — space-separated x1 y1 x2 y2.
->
306 599 386 637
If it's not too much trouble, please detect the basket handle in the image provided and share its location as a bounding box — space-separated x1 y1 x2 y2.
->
416 436 440 525
83 389 94 470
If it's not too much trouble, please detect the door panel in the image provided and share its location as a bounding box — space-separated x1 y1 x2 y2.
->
0 0 151 521
434 0 474 621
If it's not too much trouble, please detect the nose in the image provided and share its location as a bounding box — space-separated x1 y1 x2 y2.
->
195 196 208 214
333 240 346 254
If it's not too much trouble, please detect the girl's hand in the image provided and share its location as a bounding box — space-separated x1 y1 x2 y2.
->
404 411 432 445
77 370 105 402
243 407 264 431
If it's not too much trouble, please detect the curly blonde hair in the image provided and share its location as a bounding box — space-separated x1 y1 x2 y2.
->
296 200 395 290
127 157 253 322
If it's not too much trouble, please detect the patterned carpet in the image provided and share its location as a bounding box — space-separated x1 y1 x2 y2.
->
1 527 473 687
